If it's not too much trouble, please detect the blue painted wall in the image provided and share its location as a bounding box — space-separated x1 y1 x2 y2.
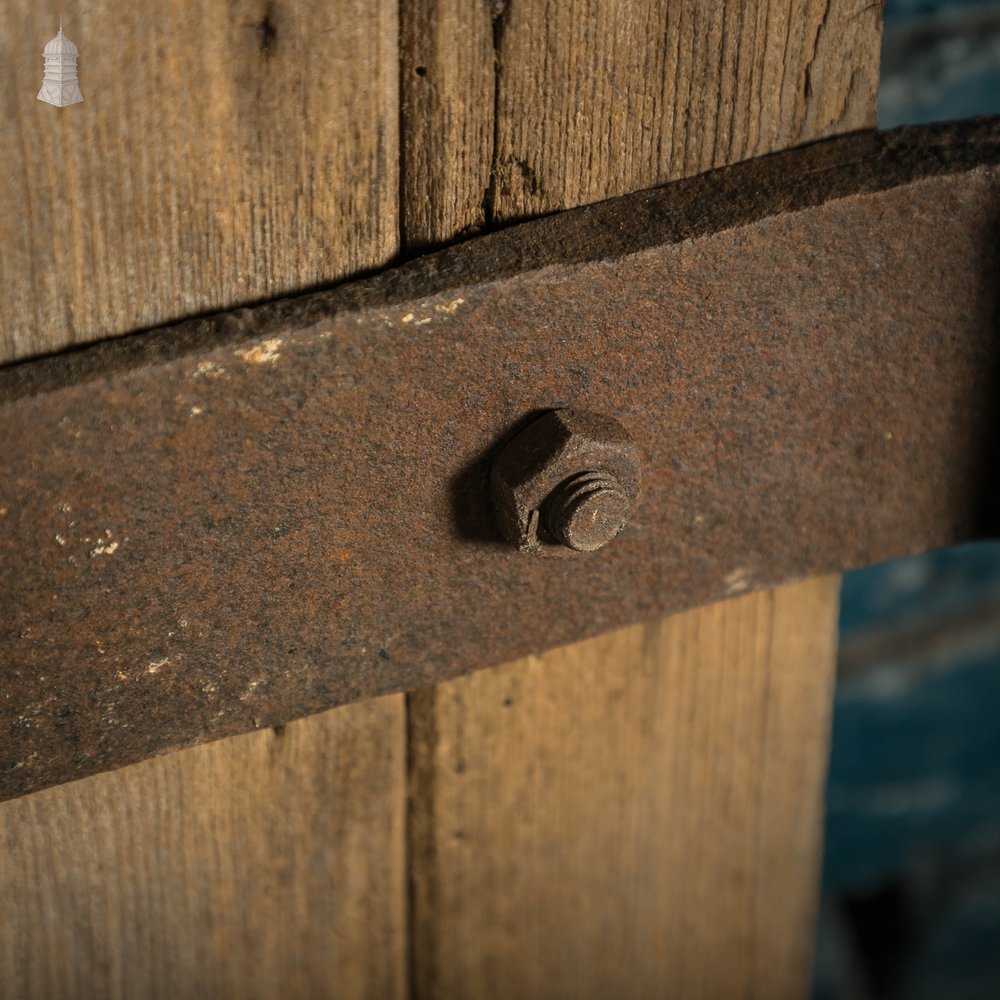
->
814 4 1000 996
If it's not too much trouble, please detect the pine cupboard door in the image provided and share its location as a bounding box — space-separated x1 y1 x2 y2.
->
0 1 881 997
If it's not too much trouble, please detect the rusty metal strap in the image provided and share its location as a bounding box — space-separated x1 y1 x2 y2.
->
3 119 1000 801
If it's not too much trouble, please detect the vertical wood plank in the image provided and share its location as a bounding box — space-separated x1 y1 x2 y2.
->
0 698 408 1000
0 2 407 997
0 0 399 362
404 1 881 995
409 579 840 999
491 0 880 220
400 0 494 248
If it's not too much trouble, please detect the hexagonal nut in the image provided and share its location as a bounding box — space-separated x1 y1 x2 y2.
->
490 409 641 552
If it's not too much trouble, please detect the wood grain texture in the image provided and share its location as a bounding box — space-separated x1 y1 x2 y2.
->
1 3 407 997
492 0 882 219
405 1 879 995
0 0 398 364
0 696 408 1000
401 0 494 249
409 578 841 999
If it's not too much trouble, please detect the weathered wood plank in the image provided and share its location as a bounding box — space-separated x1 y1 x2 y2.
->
0 0 399 363
409 578 841 999
0 2 408 996
405 0 879 995
491 0 879 219
401 0 494 249
0 697 408 1000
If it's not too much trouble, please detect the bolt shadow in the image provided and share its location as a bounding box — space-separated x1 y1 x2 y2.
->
449 408 552 544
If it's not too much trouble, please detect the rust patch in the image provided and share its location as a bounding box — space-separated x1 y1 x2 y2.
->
2 120 1000 800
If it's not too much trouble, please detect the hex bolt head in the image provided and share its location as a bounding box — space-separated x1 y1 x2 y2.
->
490 409 641 553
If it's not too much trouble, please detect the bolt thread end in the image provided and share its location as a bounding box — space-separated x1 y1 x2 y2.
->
544 470 630 551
